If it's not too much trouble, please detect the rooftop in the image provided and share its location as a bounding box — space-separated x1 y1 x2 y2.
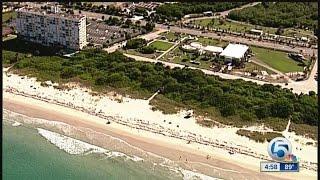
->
220 43 249 59
203 45 223 53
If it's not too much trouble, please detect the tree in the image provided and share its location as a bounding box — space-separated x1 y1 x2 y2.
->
275 27 284 35
125 38 147 49
139 46 155 54
308 91 316 96
145 22 155 32
61 67 79 79
271 98 294 118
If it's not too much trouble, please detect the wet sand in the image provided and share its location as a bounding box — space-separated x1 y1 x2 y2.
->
4 95 291 180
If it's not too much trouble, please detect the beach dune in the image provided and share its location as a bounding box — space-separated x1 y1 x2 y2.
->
3 68 317 180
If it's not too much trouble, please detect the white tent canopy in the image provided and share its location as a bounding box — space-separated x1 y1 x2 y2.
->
203 45 223 53
220 44 249 59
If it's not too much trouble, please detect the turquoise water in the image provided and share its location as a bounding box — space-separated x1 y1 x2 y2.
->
3 122 182 180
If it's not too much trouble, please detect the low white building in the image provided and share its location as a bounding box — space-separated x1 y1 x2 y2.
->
181 45 197 52
131 15 144 21
249 29 263 36
220 43 250 61
190 42 202 49
203 46 223 54
203 11 213 16
182 42 224 56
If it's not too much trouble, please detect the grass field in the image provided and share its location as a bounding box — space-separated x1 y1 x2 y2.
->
242 62 276 75
160 31 180 42
149 40 174 51
124 49 161 59
2 11 17 23
194 37 228 47
193 18 314 39
251 47 305 73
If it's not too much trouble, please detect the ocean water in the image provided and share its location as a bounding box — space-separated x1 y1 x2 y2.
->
3 111 219 180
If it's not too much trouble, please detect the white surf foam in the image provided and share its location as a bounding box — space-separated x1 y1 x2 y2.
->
37 128 143 162
181 169 221 180
12 121 22 127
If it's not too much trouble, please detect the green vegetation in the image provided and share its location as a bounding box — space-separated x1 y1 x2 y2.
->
3 38 318 140
139 46 156 54
160 32 180 42
2 11 17 23
194 18 277 34
228 2 318 30
104 16 121 26
251 47 305 73
63 2 122 16
193 18 314 38
194 37 228 47
290 123 318 140
242 62 276 75
156 2 247 21
125 38 147 49
149 94 187 114
236 129 283 143
149 40 174 51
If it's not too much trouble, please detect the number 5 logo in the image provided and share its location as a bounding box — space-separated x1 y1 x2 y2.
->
268 137 292 161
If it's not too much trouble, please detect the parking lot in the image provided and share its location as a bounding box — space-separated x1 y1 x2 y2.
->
86 20 142 46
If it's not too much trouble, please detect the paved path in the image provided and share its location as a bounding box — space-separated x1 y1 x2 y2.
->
124 53 317 94
155 37 186 60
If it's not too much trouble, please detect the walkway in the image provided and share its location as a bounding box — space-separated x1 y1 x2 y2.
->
155 37 187 60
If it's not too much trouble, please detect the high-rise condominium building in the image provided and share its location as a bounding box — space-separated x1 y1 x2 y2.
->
16 6 87 50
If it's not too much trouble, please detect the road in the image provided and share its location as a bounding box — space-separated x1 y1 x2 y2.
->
69 4 316 56
124 53 317 94
157 24 316 57
183 2 261 23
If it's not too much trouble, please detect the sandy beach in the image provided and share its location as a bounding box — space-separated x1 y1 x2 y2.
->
3 68 317 180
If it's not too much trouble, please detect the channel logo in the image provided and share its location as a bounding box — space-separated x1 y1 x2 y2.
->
261 137 299 172
267 137 292 161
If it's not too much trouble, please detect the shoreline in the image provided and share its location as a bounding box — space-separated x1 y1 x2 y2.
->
2 68 317 180
3 93 309 180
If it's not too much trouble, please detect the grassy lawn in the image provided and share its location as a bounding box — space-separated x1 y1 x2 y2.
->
251 47 305 73
159 31 180 42
149 40 174 51
194 18 277 34
193 18 314 39
161 35 305 73
2 11 17 23
161 46 214 70
241 62 276 75
194 37 228 47
123 49 161 59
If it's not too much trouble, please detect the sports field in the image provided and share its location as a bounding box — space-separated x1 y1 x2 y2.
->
251 47 305 73
149 40 174 51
